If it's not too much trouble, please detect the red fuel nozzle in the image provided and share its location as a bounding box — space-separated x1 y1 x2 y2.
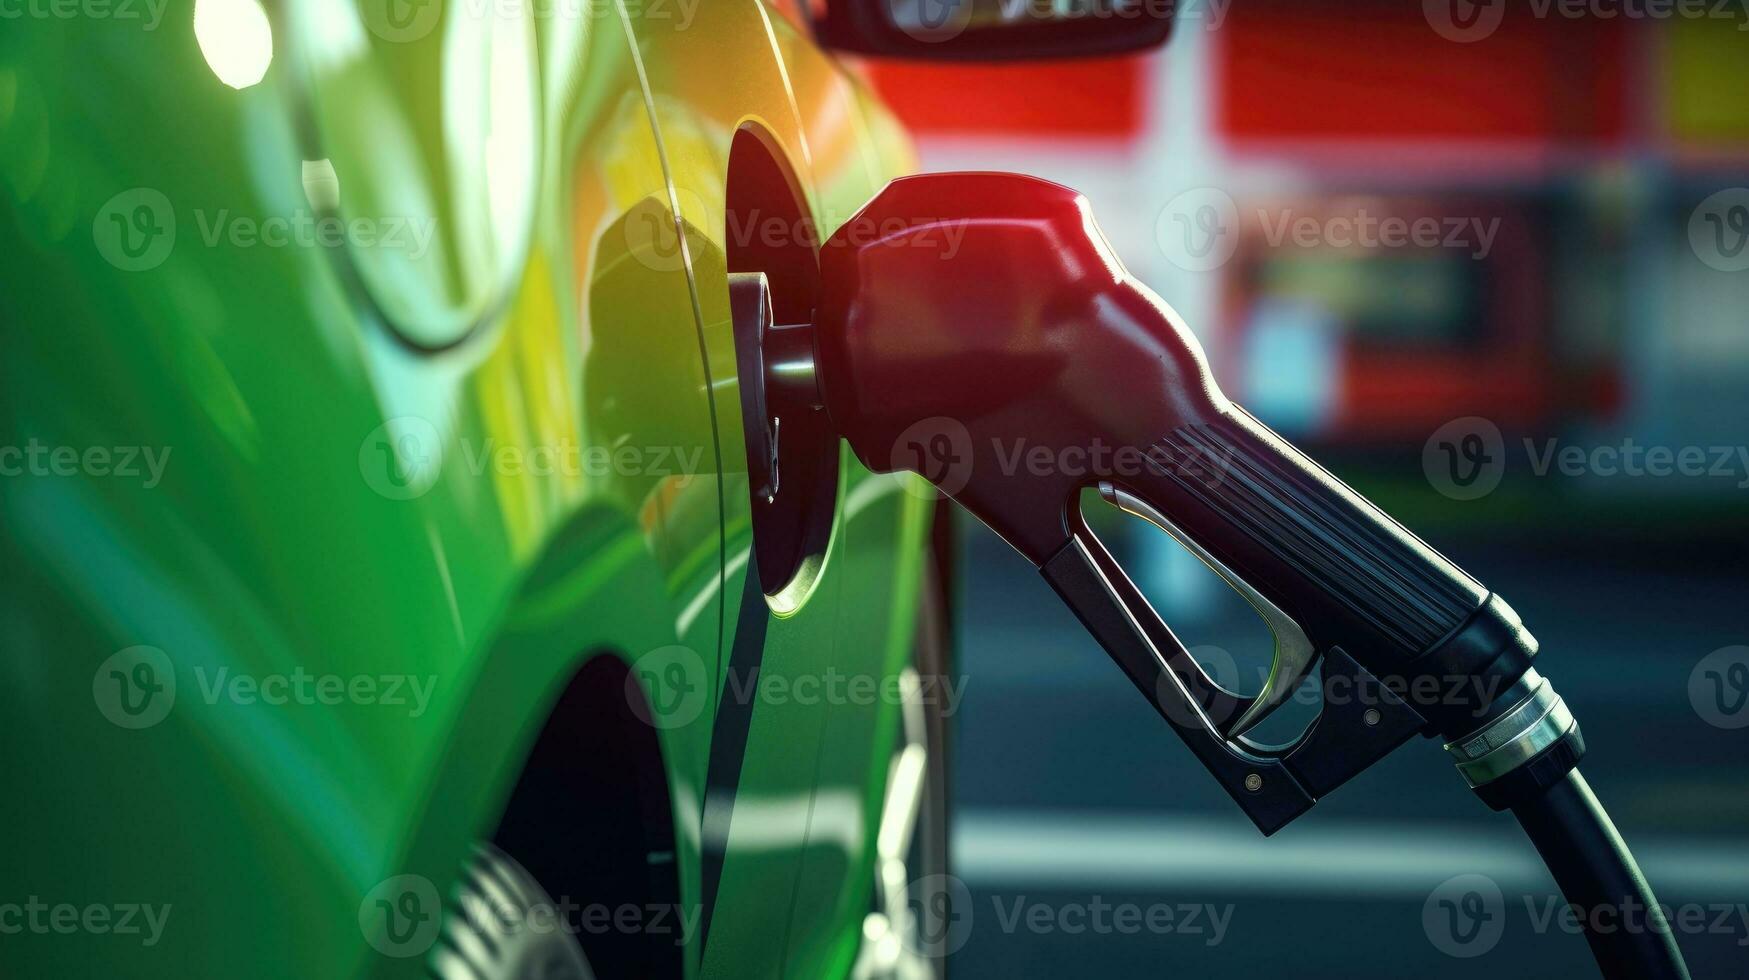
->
814 172 1229 566
796 173 1569 834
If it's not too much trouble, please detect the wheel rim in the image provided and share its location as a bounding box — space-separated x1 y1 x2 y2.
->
431 842 597 980
855 560 955 980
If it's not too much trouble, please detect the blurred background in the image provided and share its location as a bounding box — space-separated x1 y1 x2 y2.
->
849 3 1749 975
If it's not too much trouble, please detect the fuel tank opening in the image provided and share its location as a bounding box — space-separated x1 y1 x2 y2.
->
725 125 839 600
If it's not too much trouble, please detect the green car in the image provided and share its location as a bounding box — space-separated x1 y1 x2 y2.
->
1 2 955 977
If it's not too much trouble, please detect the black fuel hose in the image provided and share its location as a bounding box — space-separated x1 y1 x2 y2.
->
1510 770 1692 980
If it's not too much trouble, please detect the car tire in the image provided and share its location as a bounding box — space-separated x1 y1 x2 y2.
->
430 842 596 980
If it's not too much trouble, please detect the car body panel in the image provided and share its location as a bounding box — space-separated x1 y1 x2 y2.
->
0 3 923 978
619 2 930 976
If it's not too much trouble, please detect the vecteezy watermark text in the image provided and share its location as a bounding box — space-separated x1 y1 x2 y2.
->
0 0 169 29
721 666 969 716
1522 438 1749 486
94 188 437 273
361 872 705 959
903 874 1234 957
1158 189 1502 272
1424 873 1749 958
624 644 970 730
456 893 704 946
620 190 973 273
190 209 436 257
1424 0 1749 44
0 898 171 947
989 895 1233 943
990 0 1229 29
458 439 706 482
1424 417 1749 500
93 647 439 730
192 667 437 718
888 0 1216 45
0 439 171 488
358 418 710 500
360 0 700 44
888 416 1235 499
1154 645 1510 729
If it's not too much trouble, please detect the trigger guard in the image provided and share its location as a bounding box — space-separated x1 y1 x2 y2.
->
1098 482 1321 741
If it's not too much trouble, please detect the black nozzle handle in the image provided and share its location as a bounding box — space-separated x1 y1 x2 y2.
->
1107 405 1541 740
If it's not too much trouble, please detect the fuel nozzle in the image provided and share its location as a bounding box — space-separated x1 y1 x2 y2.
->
773 172 1585 834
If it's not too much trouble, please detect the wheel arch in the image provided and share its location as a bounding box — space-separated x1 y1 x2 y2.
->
359 501 704 980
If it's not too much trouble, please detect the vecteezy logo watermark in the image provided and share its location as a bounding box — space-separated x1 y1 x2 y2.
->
361 0 699 44
457 440 706 483
0 898 172 947
887 0 1222 42
625 646 711 730
94 188 176 272
1524 896 1749 946
385 886 708 952
1425 419 1749 500
94 189 436 272
890 417 976 499
92 647 177 730
901 876 1234 957
1424 873 1506 958
623 192 971 274
361 0 443 42
1422 0 1507 42
1158 190 1501 272
1521 438 1749 487
452 892 705 946
93 650 439 728
360 875 442 958
1254 209 1499 258
1424 882 1749 955
1690 188 1749 273
989 895 1234 944
1082 0 1227 31
1423 417 1507 501
623 646 970 730
0 0 170 29
191 667 438 718
359 417 445 501
721 666 969 716
887 420 1235 502
359 418 709 501
1154 644 1245 729
1690 645 1749 730
190 209 437 256
887 0 974 42
1157 188 1240 273
620 193 697 274
906 874 976 956
0 439 172 488
1426 0 1749 42
1154 645 1509 729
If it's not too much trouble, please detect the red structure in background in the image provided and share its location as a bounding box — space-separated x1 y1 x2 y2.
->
1217 197 1594 441
1211 3 1630 440
863 55 1147 138
1216 3 1630 146
861 5 1641 444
